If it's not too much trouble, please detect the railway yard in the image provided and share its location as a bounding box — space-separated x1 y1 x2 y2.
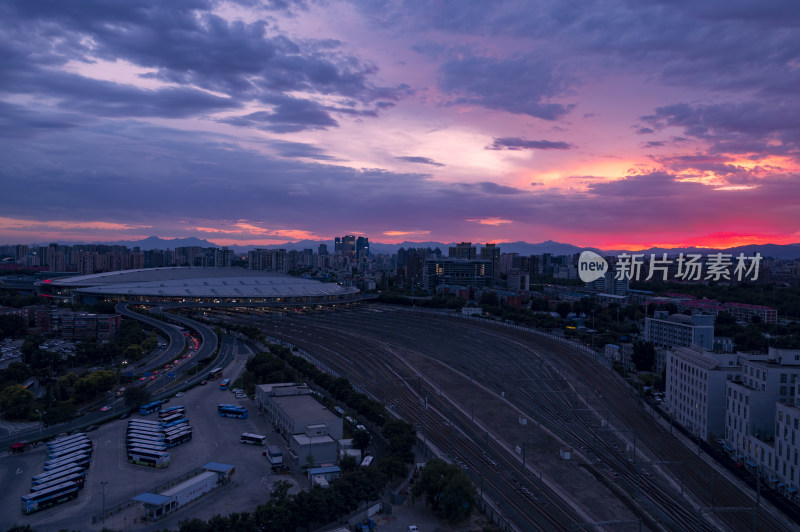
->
217 305 798 532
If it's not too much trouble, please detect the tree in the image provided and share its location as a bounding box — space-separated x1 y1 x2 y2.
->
2 361 32 385
479 291 499 307
42 403 76 426
0 384 34 419
338 454 359 472
352 428 371 460
21 334 44 365
411 458 477 523
555 302 571 319
632 340 656 372
271 480 292 501
122 344 144 361
124 385 151 408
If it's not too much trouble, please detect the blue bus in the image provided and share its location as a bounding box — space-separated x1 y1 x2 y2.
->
159 412 185 424
162 418 188 429
21 481 80 514
220 378 230 390
217 405 248 419
139 401 162 415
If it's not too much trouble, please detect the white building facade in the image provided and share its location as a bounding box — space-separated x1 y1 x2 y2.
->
645 312 715 351
666 346 740 441
725 348 800 494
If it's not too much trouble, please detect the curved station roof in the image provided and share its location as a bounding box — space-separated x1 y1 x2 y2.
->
40 268 361 306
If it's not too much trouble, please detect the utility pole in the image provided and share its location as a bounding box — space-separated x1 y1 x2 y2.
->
101 480 108 524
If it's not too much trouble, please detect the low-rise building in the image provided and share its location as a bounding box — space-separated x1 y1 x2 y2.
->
645 312 714 351
256 383 342 467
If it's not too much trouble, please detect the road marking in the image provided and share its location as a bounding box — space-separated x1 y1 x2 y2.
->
16 467 23 475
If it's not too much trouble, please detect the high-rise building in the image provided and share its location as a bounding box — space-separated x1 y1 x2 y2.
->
449 242 476 259
424 258 494 290
480 244 500 279
356 237 370 259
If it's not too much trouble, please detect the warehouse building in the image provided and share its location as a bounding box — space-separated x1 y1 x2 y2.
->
256 383 342 467
132 462 234 521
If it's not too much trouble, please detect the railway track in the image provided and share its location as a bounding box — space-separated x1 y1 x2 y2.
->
210 306 796 531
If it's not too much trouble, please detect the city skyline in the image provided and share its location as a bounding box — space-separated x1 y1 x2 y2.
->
2 1 800 249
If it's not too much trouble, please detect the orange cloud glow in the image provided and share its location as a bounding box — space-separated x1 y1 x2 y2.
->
467 217 512 226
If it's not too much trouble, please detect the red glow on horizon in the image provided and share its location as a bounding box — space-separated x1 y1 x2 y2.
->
594 232 798 251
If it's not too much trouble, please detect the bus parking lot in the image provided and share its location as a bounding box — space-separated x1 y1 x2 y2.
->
0 340 301 531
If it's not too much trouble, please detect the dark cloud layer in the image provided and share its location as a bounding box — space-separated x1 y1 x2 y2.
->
1 119 798 240
0 0 402 130
438 53 574 119
487 137 572 151
395 156 445 166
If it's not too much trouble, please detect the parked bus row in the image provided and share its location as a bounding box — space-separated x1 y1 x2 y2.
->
126 420 171 468
22 434 93 514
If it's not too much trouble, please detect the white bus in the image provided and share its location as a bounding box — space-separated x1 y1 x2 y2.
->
241 433 266 446
266 445 283 469
127 419 163 428
47 442 92 459
31 466 85 486
43 453 91 471
164 430 192 448
126 441 168 454
126 430 165 442
31 472 86 492
127 447 170 469
46 434 87 450
21 481 80 514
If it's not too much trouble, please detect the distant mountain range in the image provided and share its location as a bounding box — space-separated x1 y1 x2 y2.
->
21 236 800 259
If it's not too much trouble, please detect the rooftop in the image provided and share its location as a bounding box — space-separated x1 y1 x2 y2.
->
41 267 360 300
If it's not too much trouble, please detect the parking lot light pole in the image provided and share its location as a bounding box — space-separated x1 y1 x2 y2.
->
101 480 108 524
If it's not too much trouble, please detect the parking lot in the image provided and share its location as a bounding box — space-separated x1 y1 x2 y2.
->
0 339 303 531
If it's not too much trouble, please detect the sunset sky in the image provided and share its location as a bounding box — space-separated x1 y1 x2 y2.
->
2 0 800 250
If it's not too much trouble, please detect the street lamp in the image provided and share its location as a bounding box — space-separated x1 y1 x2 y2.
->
35 409 42 434
101 480 108 524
